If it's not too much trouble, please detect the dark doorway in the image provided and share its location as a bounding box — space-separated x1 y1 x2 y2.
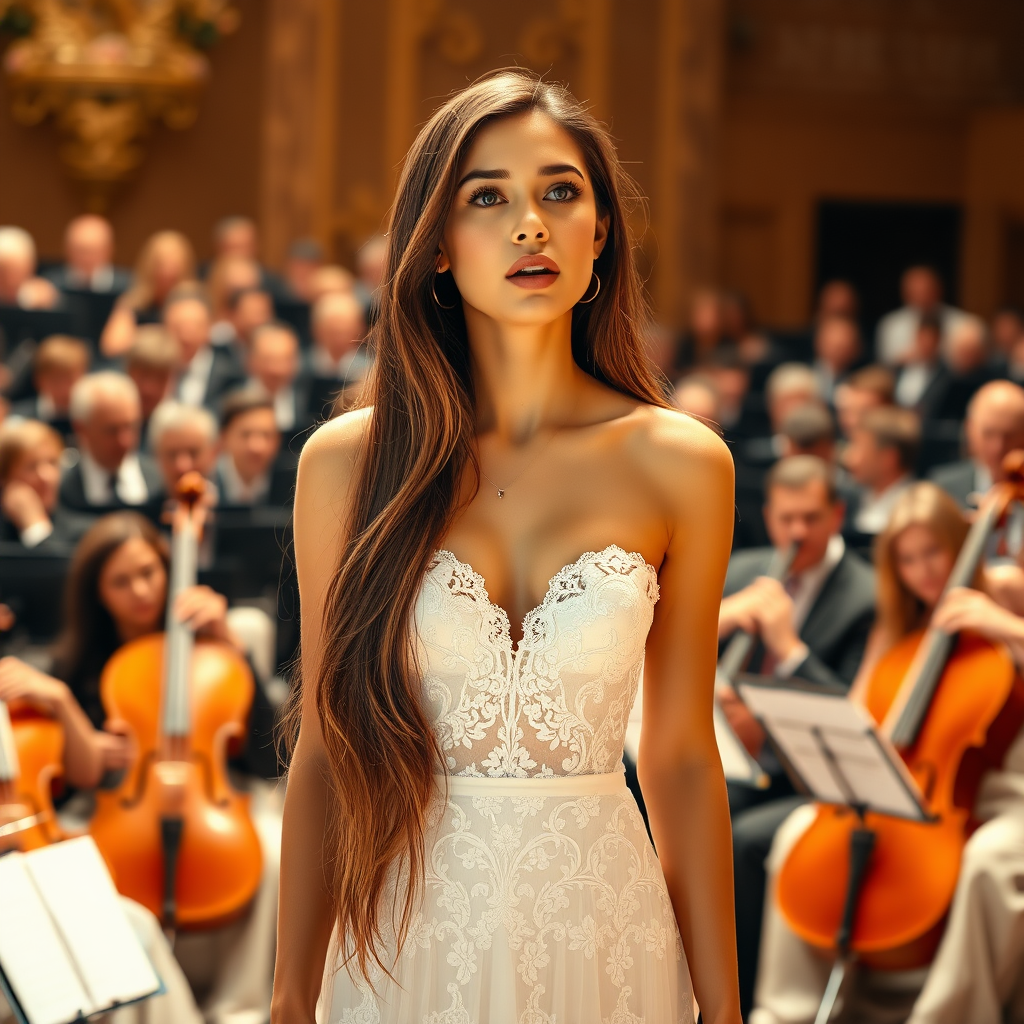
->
815 200 962 345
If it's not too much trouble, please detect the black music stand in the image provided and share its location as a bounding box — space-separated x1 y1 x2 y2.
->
736 680 931 1024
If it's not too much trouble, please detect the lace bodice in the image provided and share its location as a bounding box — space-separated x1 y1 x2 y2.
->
413 543 660 778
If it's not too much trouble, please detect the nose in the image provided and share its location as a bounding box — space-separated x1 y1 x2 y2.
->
513 202 549 244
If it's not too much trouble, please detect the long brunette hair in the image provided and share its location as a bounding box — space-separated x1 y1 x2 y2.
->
306 69 671 980
873 482 978 650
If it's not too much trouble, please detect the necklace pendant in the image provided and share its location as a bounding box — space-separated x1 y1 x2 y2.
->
496 488 505 499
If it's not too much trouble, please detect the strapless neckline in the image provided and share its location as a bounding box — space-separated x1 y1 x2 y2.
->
430 543 659 654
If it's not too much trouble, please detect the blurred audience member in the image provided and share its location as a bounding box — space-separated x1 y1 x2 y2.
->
813 314 862 403
835 365 895 440
163 285 244 409
44 215 130 294
675 289 727 372
894 312 951 419
284 238 324 303
207 254 260 345
706 349 754 435
0 226 60 309
940 316 996 422
213 216 259 262
8 335 89 437
765 363 822 435
148 401 218 498
310 291 368 380
247 323 308 435
309 265 356 305
929 380 1024 508
126 325 179 430
61 372 159 510
876 265 969 366
778 404 836 462
673 374 720 423
990 306 1024 368
214 388 291 507
842 405 920 536
356 234 388 317
102 231 196 357
0 419 75 547
722 291 771 367
815 279 860 323
226 286 274 354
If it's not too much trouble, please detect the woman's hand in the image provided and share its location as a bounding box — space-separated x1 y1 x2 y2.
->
174 585 232 642
0 656 70 715
99 718 138 772
932 587 1021 641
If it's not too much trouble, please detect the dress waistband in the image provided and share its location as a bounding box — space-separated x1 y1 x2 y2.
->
439 769 627 798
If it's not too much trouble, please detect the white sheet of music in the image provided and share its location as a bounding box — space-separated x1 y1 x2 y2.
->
0 836 161 1024
737 683 928 820
0 853 94 1024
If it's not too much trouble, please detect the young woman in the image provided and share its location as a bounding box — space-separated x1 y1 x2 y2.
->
753 482 1024 1024
273 71 738 1024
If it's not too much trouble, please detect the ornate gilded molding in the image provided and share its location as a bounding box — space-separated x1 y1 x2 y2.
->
0 0 239 209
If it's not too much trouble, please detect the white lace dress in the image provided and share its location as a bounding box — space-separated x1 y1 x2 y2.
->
319 544 694 1024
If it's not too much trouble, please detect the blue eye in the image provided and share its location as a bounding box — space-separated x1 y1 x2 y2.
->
545 181 582 202
469 188 504 207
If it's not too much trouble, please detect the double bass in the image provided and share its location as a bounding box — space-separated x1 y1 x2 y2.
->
0 698 63 851
776 454 1024 968
89 473 263 931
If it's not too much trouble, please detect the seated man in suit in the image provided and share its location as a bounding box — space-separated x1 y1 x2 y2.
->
8 334 90 442
841 404 920 547
930 379 1024 509
895 311 955 421
0 225 60 310
163 285 245 410
741 363 823 469
59 371 161 512
717 454 876 1016
42 214 131 294
126 325 180 446
213 387 295 508
246 322 311 441
307 291 370 419
834 364 895 442
812 313 862 406
0 419 90 547
148 401 218 510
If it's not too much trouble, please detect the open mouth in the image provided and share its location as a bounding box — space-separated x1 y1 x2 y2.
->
511 266 557 278
506 254 560 288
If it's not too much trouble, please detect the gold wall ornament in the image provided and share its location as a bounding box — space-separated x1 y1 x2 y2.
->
0 0 240 211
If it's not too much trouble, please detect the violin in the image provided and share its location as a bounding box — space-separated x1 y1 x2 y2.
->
776 453 1024 968
89 473 263 931
0 697 63 852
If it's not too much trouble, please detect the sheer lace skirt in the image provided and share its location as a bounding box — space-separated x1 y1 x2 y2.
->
319 772 694 1024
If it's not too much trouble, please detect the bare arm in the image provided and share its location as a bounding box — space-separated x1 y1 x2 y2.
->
639 417 740 1024
271 411 368 1024
99 304 138 358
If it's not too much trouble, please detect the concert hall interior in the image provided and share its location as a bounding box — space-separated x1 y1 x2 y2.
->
2 2 1024 1024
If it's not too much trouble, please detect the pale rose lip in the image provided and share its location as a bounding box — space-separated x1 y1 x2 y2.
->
505 253 561 278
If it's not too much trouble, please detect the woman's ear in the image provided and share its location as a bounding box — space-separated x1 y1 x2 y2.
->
436 244 451 274
593 210 610 259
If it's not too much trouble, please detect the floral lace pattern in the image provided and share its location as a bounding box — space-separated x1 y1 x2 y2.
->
320 545 694 1024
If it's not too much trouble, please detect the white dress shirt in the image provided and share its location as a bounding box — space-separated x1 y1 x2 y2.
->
853 475 913 536
217 454 270 505
875 304 972 366
176 346 214 407
79 450 149 506
272 386 296 432
895 361 939 409
66 265 116 292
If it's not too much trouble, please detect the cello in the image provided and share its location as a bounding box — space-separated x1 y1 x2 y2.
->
0 697 63 851
776 453 1024 969
89 472 263 931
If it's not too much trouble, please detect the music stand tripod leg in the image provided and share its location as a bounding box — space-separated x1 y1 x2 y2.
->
814 814 876 1024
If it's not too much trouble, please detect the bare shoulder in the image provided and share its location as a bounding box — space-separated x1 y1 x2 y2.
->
627 404 734 503
295 406 373 511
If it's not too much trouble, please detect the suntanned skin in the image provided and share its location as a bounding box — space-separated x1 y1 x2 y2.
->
272 110 740 1024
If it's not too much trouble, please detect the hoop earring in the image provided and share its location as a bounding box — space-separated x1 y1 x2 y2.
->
432 271 457 310
577 270 601 304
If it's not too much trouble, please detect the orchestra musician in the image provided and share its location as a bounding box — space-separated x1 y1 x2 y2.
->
716 454 876 1017
0 511 282 1024
752 482 1024 1024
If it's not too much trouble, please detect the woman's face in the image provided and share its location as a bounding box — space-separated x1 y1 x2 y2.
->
98 537 167 638
894 524 954 608
10 436 62 511
441 109 609 328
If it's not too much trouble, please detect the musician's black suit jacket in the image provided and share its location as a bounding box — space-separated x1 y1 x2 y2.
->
721 544 875 692
57 456 163 514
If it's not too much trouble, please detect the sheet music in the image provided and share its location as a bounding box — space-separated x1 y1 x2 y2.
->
25 837 161 1012
0 854 94 1024
738 683 928 821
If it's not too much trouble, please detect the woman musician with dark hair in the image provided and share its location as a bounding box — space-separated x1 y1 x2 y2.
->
273 70 740 1023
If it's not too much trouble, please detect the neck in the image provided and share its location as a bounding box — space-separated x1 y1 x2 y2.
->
870 468 905 499
464 306 582 442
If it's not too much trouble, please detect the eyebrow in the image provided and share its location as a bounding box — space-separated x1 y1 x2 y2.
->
456 163 586 188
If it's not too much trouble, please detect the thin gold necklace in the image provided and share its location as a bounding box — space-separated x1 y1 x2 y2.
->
479 397 578 499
